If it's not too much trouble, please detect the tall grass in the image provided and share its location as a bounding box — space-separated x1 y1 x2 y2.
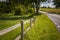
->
0 21 30 40
40 8 60 14
24 14 60 40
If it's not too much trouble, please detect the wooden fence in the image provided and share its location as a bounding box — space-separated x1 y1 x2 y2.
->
21 18 35 40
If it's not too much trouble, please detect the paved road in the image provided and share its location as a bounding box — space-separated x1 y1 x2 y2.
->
39 11 60 32
0 20 30 36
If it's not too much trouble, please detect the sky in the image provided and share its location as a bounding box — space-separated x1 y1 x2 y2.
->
40 0 55 8
0 0 5 1
0 0 6 1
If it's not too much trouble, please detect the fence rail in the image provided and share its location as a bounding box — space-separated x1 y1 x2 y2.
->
21 18 35 40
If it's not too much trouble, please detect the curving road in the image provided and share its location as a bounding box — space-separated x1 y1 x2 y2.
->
39 11 60 32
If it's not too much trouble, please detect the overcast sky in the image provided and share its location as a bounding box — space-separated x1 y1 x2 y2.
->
40 0 55 8
0 0 6 1
0 0 4 1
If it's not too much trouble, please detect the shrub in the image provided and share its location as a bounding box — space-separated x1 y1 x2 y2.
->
14 9 22 15
28 8 33 13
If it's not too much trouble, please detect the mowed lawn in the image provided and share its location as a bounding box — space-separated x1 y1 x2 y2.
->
0 20 20 30
24 14 60 40
40 8 60 14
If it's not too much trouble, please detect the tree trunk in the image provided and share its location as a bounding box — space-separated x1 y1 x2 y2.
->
26 5 28 14
36 4 39 15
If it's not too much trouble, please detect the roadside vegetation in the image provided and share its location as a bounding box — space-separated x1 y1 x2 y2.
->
40 8 60 14
0 0 60 40
0 21 30 40
0 13 34 30
24 13 60 40
0 20 20 30
0 4 34 30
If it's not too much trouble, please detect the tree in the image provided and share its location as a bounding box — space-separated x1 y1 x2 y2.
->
28 0 47 15
6 0 21 12
6 0 47 15
0 0 47 15
54 0 60 8
20 0 31 14
0 1 10 13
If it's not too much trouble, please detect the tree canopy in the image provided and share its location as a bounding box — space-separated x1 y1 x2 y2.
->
54 0 60 8
0 0 47 15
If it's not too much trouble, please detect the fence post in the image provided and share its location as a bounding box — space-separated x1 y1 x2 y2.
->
21 20 24 40
30 18 32 27
33 17 35 24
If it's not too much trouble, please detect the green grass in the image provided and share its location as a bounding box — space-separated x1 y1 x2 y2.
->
0 27 20 40
0 20 20 30
0 14 33 30
40 8 60 14
0 21 30 40
24 14 60 40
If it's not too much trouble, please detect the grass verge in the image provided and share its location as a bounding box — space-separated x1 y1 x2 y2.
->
40 8 60 14
0 14 32 30
0 20 20 30
24 14 60 40
0 21 30 40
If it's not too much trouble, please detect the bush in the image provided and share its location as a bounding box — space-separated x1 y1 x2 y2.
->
14 9 22 15
28 8 34 13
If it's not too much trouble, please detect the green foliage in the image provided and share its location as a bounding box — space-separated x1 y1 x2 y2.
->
14 9 22 15
0 21 30 40
40 8 60 14
24 14 60 40
28 8 34 13
30 0 47 14
54 0 60 8
0 20 20 30
0 0 21 14
0 2 10 13
15 5 27 15
0 0 47 16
